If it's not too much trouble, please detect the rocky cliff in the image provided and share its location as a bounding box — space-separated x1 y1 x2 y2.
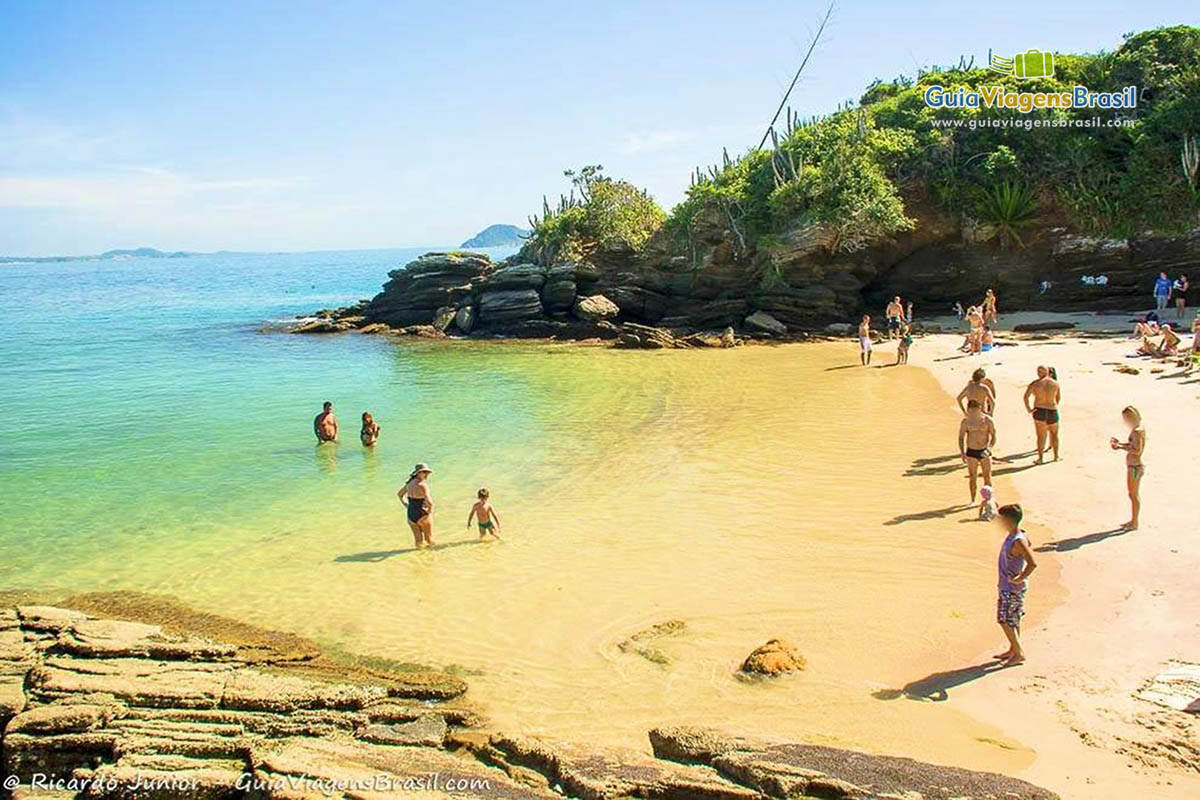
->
0 602 1058 799
310 216 1199 344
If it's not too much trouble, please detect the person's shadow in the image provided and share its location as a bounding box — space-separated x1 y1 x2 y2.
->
334 540 481 562
1037 527 1130 552
873 660 1010 702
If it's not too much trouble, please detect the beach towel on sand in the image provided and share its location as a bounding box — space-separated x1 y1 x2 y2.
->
1136 661 1200 713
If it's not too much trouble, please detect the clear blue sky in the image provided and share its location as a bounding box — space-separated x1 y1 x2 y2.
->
0 0 1194 255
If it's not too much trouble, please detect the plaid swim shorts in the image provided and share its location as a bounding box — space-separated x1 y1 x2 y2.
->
997 589 1026 629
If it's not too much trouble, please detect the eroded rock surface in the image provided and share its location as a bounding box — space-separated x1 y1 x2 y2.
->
1 606 1061 799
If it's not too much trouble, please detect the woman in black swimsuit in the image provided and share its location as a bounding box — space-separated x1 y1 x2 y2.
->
398 463 434 548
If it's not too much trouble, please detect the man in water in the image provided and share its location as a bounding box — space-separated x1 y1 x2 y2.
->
956 367 997 416
1022 366 1060 463
314 401 338 443
958 399 996 503
885 296 904 340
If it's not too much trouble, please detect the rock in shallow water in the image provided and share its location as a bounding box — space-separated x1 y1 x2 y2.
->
739 638 805 676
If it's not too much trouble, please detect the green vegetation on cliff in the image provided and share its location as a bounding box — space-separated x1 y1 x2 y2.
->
521 26 1199 267
520 165 666 264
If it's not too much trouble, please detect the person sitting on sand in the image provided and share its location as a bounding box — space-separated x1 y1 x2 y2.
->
957 368 997 416
360 412 380 447
858 315 873 366
895 324 913 365
994 504 1037 666
1132 317 1160 339
1110 406 1146 531
979 484 997 521
398 463 435 548
982 326 995 352
314 401 338 443
1138 325 1181 358
467 488 502 540
1023 366 1061 464
959 400 996 503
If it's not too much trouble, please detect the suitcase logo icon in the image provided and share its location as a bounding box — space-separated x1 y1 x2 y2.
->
989 49 1055 80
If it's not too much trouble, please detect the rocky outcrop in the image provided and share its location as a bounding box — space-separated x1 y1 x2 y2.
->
648 726 1059 799
0 605 1060 799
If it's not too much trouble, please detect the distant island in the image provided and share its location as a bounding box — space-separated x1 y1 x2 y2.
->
460 224 530 248
0 247 195 264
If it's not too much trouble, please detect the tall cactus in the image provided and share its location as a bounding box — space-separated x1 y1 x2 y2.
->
1183 134 1199 188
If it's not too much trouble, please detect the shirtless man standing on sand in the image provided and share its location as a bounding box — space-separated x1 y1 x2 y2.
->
885 297 904 340
957 368 997 415
314 401 338 443
1023 366 1061 463
959 399 996 503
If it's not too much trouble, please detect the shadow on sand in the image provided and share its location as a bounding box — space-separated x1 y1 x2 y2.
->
334 540 482 562
884 503 973 526
873 660 1012 702
1036 527 1130 552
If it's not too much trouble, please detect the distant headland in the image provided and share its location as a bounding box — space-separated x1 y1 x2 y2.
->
0 247 197 264
459 224 530 248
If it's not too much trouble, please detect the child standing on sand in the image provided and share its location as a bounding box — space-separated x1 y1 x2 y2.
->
895 324 912 365
994 504 1037 666
467 489 502 540
1110 406 1146 531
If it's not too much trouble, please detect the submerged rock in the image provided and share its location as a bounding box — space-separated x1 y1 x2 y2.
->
739 638 805 676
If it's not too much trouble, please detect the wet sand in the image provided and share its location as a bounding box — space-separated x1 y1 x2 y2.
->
909 312 1199 799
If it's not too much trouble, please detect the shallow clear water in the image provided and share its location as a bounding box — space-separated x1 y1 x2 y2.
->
1 250 1030 772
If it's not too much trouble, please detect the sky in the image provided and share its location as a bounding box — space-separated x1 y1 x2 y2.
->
0 0 1195 256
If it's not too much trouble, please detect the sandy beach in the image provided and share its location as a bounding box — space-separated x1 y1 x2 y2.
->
903 311 1200 798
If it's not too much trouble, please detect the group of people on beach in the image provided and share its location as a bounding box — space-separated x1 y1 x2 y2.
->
1152 271 1190 317
858 295 916 365
314 402 502 549
1132 309 1200 362
957 289 999 354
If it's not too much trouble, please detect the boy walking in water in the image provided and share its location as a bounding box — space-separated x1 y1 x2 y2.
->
994 504 1037 666
467 489 502 540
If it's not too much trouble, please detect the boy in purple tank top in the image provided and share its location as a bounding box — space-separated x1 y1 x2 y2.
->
995 504 1038 666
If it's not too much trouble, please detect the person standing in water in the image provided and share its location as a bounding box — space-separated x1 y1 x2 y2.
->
467 488 502 540
1110 406 1146 531
1023 366 1061 463
858 315 873 366
314 401 338 443
360 412 380 447
994 504 1037 666
957 367 997 416
959 399 996 503
398 463 435 548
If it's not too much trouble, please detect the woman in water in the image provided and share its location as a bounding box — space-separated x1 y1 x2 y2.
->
1109 407 1146 531
398 463 435 548
360 412 380 447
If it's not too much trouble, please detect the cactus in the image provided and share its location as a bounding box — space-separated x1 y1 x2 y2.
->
1183 134 1199 188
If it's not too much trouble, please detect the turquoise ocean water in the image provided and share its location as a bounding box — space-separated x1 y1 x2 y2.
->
0 246 548 590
